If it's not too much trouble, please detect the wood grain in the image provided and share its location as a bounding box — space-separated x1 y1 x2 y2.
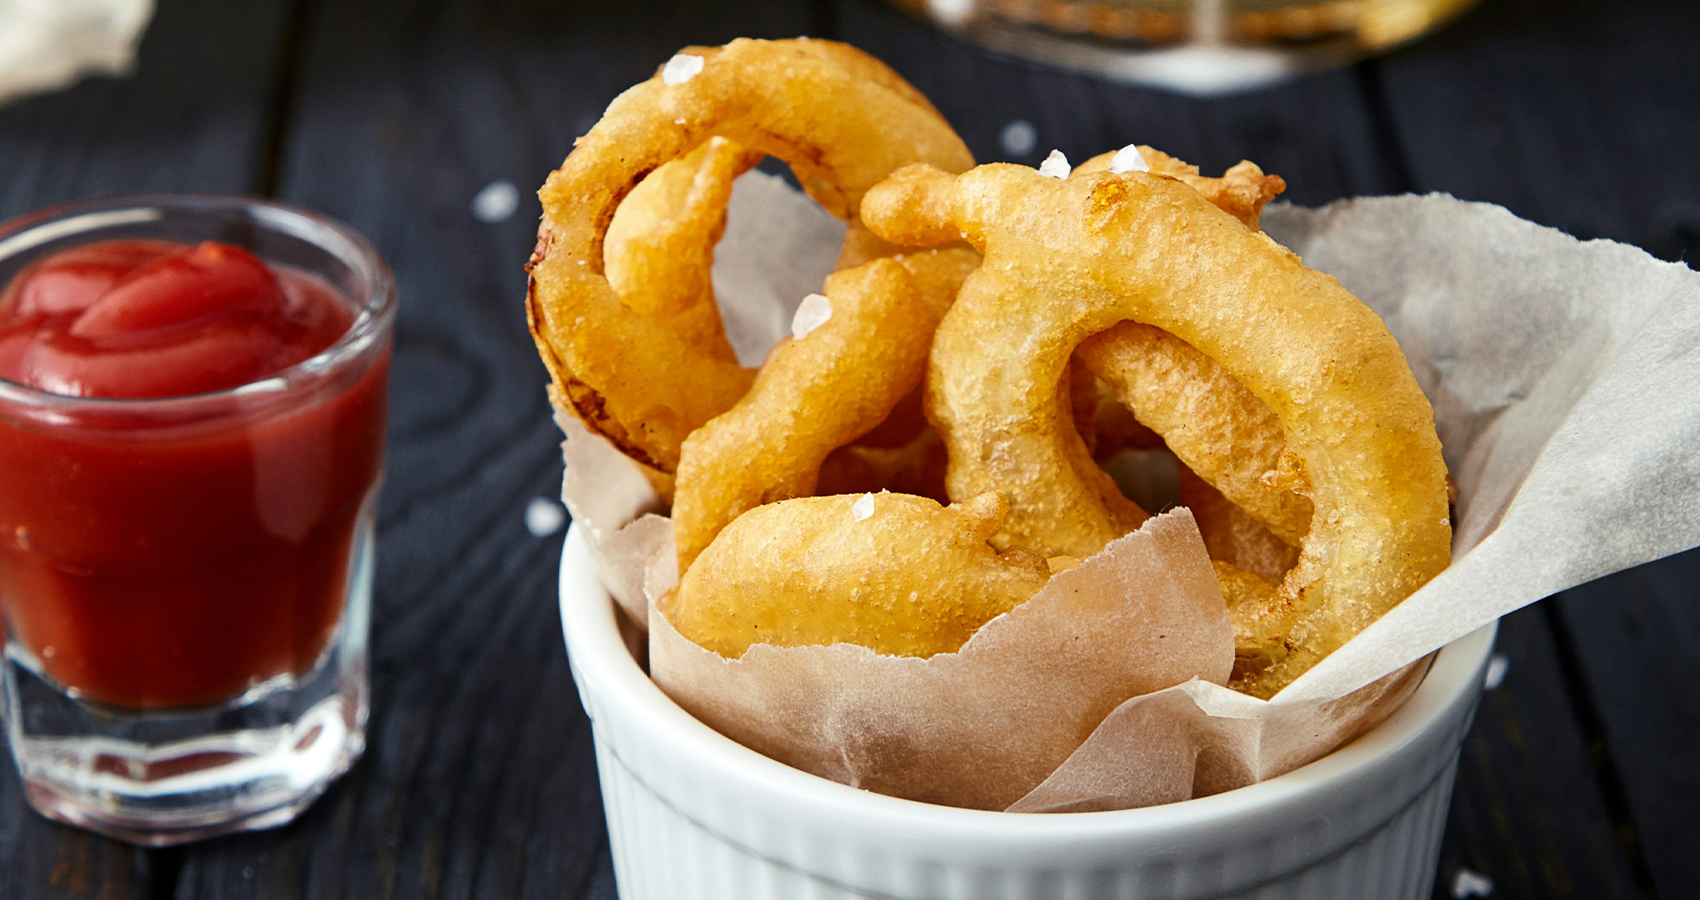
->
1371 0 1700 265
1371 1 1700 894
0 1 291 897
1434 606 1643 899
169 0 812 897
0 0 290 214
1554 551 1700 900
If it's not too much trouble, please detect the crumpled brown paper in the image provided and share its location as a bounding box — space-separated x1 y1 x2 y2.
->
556 172 1700 811
650 509 1230 811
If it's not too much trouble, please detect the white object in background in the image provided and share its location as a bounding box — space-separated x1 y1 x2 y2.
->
561 526 1496 900
524 497 566 538
999 120 1037 157
0 0 155 106
471 179 520 224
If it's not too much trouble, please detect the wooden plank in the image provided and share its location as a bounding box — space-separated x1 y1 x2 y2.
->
170 0 812 896
1371 0 1700 263
0 0 290 215
1553 551 1700 900
1434 606 1643 899
1371 1 1700 895
0 789 163 900
0 0 291 897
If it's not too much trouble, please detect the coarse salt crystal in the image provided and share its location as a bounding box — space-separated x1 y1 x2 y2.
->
1451 868 1494 898
792 293 832 339
1038 149 1070 179
662 53 704 85
471 179 520 223
851 493 877 521
1109 144 1149 174
524 497 566 537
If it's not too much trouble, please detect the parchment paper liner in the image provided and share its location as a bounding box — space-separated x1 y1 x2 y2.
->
554 172 1700 811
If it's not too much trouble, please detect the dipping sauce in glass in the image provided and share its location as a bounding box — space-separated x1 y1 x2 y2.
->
0 239 388 708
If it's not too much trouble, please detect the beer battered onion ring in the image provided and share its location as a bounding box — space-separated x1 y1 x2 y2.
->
1074 145 1285 231
527 37 973 474
604 136 761 367
1078 320 1311 546
1072 148 1308 548
862 162 1451 697
672 248 978 573
665 492 1050 659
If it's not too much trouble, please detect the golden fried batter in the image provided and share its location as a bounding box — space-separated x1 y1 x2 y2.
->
664 492 1048 658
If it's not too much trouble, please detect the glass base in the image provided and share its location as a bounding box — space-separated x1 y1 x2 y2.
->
2 523 372 846
14 692 362 846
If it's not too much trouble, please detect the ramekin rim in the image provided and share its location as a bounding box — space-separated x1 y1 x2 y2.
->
559 523 1493 839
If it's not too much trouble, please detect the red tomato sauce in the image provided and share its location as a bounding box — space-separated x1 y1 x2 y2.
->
0 240 388 708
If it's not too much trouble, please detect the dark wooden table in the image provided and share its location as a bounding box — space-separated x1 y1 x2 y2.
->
1 0 1695 897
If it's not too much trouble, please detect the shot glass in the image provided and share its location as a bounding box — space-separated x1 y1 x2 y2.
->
0 195 394 845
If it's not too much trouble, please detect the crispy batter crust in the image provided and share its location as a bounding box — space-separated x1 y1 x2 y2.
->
671 250 976 573
528 38 973 472
664 492 1049 658
863 161 1451 697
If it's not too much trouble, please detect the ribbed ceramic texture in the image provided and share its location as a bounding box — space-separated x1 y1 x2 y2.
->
591 738 1460 900
561 528 1491 900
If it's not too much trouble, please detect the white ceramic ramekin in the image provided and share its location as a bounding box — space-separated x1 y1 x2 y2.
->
560 525 1494 900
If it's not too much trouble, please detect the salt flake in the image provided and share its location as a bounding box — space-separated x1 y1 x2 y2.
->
792 293 832 340
471 179 520 223
524 497 566 537
851 493 876 521
1109 144 1149 174
662 53 704 85
1038 149 1070 179
1451 868 1494 898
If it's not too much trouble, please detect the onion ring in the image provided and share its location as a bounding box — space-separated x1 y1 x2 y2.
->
1078 320 1311 545
604 135 761 365
1073 148 1304 544
664 491 1049 659
862 160 1451 696
1074 145 1285 230
528 38 973 473
671 249 976 573
815 430 950 502
1178 464 1299 583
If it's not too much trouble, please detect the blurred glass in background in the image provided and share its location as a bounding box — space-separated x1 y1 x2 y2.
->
890 0 1482 94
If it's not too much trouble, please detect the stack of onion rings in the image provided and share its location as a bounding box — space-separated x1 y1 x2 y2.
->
860 159 1451 696
531 39 1451 699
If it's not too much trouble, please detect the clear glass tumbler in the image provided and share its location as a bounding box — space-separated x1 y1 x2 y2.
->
0 195 394 845
893 0 1483 93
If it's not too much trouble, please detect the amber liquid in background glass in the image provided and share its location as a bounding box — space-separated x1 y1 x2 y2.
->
897 0 1481 53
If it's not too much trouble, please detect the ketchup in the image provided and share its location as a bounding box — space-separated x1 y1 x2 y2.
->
0 240 389 708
